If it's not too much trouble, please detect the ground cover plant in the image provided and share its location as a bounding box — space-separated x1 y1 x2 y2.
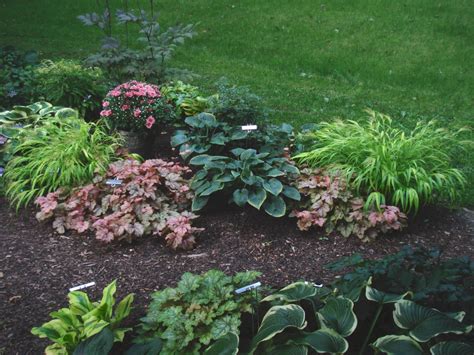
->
36 158 202 249
294 110 468 213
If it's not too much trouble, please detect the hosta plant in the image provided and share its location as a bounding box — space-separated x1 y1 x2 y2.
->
189 148 301 217
293 110 468 213
31 280 134 355
291 168 407 241
161 80 211 117
5 116 119 209
138 270 260 354
36 158 202 249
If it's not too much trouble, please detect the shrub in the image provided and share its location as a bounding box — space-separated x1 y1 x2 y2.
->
138 270 260 354
5 116 119 208
291 168 406 241
161 80 211 118
31 280 133 354
293 110 468 213
78 1 197 83
101 81 175 133
209 78 268 126
190 149 301 217
0 46 38 110
36 158 202 249
33 59 107 117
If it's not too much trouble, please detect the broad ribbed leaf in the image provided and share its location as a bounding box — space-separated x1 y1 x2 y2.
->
393 300 472 342
68 291 94 315
248 188 267 209
263 195 286 217
204 332 239 355
250 305 306 353
267 168 284 177
210 133 227 145
125 338 163 355
113 294 134 323
192 196 209 211
233 188 249 207
282 185 301 201
430 341 473 355
262 282 317 303
371 335 423 355
366 284 411 304
318 297 357 337
170 131 189 146
190 155 213 166
73 327 114 355
200 181 224 196
294 328 349 354
263 178 283 196
271 344 308 355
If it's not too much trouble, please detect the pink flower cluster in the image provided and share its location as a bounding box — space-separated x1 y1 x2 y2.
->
100 81 164 131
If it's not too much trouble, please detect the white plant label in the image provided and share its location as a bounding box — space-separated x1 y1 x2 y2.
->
241 124 258 131
69 282 95 292
235 282 262 294
106 178 123 186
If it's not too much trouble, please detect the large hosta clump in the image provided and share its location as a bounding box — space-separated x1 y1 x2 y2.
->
35 158 203 249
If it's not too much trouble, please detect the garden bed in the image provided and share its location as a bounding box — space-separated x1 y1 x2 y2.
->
1 198 473 354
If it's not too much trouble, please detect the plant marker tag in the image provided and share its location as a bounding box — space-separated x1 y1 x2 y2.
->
69 281 95 292
235 282 262 294
0 167 4 177
241 124 258 131
106 178 123 187
306 281 324 288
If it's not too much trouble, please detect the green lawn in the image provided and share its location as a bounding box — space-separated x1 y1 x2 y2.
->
1 0 473 205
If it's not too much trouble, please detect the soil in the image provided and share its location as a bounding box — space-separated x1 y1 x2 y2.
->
0 196 473 354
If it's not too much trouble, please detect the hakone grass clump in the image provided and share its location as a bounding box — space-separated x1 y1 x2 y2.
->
294 110 469 213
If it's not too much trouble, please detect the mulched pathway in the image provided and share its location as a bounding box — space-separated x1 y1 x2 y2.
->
0 198 473 354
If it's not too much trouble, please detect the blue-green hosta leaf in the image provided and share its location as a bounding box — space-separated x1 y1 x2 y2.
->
233 188 249 207
192 196 209 211
281 163 299 174
366 282 411 304
293 328 349 354
430 341 474 355
240 149 257 160
231 148 245 157
318 297 357 337
125 338 163 355
282 185 301 201
190 154 228 166
210 132 227 145
263 195 286 217
267 168 284 177
200 181 224 196
393 300 473 342
263 178 283 196
73 327 114 355
271 344 308 355
248 188 267 209
250 304 307 353
230 130 248 140
262 281 318 303
170 131 189 146
371 335 423 355
204 332 239 355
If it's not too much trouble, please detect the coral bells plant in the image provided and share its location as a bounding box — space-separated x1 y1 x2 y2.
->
101 81 175 132
291 168 407 241
35 158 203 250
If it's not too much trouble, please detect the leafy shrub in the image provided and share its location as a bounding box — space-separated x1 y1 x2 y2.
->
78 1 197 83
161 81 211 117
101 81 175 133
171 112 294 160
31 280 133 354
293 110 468 213
209 78 268 125
326 246 474 304
33 59 107 117
291 168 407 241
214 281 473 354
5 116 119 208
0 46 38 110
36 158 202 249
138 270 260 354
190 149 301 217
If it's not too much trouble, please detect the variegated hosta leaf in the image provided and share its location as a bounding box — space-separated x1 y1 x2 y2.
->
294 328 349 354
204 332 239 355
371 335 423 355
262 281 330 303
430 341 474 355
366 283 411 304
393 300 473 342
271 344 308 355
317 297 357 337
249 304 307 353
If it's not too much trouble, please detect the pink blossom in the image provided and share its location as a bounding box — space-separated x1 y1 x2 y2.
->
100 110 112 117
102 101 110 107
134 109 141 118
109 90 121 97
121 105 130 111
145 116 156 129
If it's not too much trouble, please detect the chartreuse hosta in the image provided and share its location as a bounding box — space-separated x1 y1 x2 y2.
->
190 148 300 217
31 280 134 355
207 279 473 355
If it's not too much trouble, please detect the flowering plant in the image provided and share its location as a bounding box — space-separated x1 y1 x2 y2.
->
36 158 203 249
101 80 175 132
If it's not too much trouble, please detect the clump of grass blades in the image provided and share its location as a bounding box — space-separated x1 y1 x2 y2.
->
293 110 469 213
4 117 121 209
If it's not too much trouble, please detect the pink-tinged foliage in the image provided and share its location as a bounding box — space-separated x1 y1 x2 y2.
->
35 159 203 250
291 168 407 241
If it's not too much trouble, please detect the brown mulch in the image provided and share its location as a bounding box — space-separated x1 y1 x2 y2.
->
0 197 473 354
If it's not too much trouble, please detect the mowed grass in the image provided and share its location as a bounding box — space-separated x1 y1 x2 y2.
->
1 0 473 205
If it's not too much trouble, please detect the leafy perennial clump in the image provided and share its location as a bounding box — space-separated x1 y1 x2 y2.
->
101 80 174 132
292 168 406 241
138 269 260 354
36 158 202 249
